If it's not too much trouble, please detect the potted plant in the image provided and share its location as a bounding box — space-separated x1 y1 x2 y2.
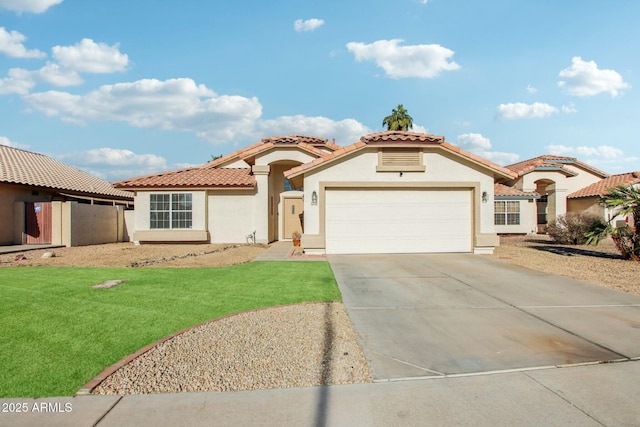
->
291 230 302 246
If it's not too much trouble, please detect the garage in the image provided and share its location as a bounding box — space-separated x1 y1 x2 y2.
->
325 188 472 254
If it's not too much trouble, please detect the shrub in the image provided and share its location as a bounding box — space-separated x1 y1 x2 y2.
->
547 212 604 245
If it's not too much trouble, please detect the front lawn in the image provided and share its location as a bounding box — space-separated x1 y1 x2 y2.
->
0 262 340 397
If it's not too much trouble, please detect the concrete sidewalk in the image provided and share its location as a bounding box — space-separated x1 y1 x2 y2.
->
2 360 639 426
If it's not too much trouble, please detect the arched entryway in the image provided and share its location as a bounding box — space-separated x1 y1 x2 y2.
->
267 160 303 242
534 179 556 233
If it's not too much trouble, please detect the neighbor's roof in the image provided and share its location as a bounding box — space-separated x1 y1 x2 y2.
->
567 171 640 199
0 144 133 200
505 155 609 178
494 183 540 198
284 131 517 180
202 134 338 168
114 167 255 189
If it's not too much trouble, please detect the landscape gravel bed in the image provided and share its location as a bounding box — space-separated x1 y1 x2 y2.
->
493 236 640 296
92 302 373 394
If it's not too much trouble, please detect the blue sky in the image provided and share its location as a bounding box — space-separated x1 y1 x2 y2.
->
1 0 638 180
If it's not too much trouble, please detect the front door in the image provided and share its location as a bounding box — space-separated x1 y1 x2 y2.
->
25 202 52 244
282 198 303 239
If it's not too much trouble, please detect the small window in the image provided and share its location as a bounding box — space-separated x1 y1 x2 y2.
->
494 201 520 225
150 193 192 229
377 148 425 172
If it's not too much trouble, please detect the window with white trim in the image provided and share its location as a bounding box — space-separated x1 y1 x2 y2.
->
494 201 520 225
150 193 192 229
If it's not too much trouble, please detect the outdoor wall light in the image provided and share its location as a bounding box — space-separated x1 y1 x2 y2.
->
482 191 488 203
311 191 318 205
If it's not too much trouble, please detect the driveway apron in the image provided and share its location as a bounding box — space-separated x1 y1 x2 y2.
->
328 253 640 380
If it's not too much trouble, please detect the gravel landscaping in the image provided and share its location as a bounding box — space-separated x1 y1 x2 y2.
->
92 302 372 394
493 235 640 296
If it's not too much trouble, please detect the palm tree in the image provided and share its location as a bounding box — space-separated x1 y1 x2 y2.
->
585 184 640 261
382 104 414 131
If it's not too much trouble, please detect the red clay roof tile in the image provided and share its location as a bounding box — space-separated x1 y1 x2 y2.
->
114 167 255 189
505 155 609 178
494 183 539 198
567 171 640 199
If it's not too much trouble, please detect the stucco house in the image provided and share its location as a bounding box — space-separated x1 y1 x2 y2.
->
116 131 517 254
0 144 133 246
566 171 640 226
497 155 610 234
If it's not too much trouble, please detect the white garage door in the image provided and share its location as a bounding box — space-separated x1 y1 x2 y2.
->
325 188 472 254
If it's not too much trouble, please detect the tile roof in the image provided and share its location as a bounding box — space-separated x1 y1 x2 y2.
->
0 144 133 200
284 131 517 180
202 134 335 168
114 167 255 189
505 155 609 178
567 171 640 199
494 183 540 198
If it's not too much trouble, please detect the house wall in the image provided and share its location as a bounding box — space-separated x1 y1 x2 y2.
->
494 199 538 235
300 148 498 252
567 198 604 218
208 191 255 243
133 190 209 242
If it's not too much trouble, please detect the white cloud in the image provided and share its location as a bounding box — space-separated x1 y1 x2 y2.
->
526 84 537 94
35 62 83 86
0 27 46 58
257 115 371 145
546 144 624 160
294 18 324 32
0 136 30 149
0 68 36 94
0 0 62 14
21 77 374 146
23 78 261 142
56 147 168 180
496 102 559 120
346 39 460 79
558 57 629 97
52 38 128 73
456 133 519 165
561 103 577 114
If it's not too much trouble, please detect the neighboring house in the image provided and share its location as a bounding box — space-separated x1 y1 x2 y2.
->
499 155 610 233
0 144 133 246
116 131 518 254
567 171 640 226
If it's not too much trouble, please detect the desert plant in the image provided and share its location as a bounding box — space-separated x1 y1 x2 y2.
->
291 230 302 240
585 184 640 261
546 212 604 245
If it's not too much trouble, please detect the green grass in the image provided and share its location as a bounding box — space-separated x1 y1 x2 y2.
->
0 262 341 397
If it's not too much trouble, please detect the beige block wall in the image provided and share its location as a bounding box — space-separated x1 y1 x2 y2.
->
69 203 125 246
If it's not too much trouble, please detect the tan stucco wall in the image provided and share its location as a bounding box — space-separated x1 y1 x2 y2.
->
495 199 538 234
208 191 255 243
255 148 317 166
300 148 498 252
567 198 604 218
69 203 126 246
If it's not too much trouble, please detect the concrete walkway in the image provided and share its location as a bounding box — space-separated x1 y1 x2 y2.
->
2 361 639 426
0 244 63 255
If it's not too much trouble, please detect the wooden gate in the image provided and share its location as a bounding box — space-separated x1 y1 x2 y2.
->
25 202 52 244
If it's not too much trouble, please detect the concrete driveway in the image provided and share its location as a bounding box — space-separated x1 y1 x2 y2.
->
328 253 640 380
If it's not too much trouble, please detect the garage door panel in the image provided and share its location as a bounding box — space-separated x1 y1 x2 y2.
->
325 189 472 254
